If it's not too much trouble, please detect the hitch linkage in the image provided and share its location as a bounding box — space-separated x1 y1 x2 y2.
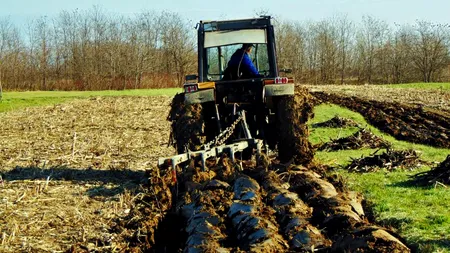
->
158 138 263 172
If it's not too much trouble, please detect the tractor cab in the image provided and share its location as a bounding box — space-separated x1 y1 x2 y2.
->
198 17 277 82
184 16 293 106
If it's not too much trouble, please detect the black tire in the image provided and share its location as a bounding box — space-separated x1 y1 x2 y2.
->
275 87 315 165
168 93 207 154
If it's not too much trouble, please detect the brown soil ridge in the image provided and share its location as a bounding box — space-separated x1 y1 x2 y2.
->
110 159 411 252
312 91 450 148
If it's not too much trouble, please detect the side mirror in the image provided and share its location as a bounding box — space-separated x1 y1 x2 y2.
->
279 68 292 74
185 74 198 81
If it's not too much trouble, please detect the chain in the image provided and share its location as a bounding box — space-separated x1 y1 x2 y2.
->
203 113 244 150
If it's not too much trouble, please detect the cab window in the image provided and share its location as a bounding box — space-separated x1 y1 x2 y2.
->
206 43 270 80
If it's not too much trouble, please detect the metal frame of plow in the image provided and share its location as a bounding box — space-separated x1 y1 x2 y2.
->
158 138 262 172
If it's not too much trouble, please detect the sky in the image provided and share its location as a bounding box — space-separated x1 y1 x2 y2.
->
1 0 450 29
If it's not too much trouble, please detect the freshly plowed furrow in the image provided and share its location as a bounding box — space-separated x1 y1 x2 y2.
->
113 168 176 252
288 171 363 233
229 175 288 252
261 171 331 251
332 226 411 252
288 170 410 252
119 160 410 252
312 91 450 148
180 182 232 253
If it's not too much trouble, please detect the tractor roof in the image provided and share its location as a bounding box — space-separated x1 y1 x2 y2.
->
200 16 272 32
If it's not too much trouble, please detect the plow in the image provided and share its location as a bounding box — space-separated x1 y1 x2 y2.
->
159 110 263 173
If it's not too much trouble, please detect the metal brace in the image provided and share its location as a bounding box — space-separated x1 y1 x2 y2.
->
158 138 263 171
159 109 264 177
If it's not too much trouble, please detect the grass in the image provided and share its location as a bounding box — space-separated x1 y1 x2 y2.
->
310 103 450 253
343 169 450 253
0 88 182 113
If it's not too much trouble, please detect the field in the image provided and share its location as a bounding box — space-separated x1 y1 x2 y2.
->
0 84 449 252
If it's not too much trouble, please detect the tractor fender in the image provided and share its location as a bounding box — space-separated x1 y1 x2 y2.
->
185 89 215 105
264 83 294 97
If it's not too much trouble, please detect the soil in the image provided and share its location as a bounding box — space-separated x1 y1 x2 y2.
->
312 115 359 128
3 87 443 252
307 84 450 113
410 154 450 186
168 86 317 166
345 149 424 172
0 96 175 252
312 91 450 148
111 159 411 252
108 87 411 252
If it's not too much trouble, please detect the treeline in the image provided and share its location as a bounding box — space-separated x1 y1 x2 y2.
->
275 16 450 84
0 8 449 91
0 7 195 91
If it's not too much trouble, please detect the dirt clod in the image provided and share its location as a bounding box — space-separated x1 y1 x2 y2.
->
319 128 391 151
276 87 316 166
411 155 450 186
313 115 359 128
345 149 423 172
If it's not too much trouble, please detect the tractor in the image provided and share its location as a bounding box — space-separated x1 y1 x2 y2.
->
159 16 314 171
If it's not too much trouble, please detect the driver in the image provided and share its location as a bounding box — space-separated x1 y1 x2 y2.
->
222 43 263 80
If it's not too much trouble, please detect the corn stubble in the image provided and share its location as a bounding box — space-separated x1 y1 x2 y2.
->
0 96 174 252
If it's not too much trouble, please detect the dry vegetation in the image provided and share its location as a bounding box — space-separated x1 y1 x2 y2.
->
0 96 174 252
1 9 450 91
0 96 173 170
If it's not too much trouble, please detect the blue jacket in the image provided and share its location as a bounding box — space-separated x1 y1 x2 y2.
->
224 49 261 79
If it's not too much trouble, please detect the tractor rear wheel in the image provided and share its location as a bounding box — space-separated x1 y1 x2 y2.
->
275 87 315 165
168 93 208 154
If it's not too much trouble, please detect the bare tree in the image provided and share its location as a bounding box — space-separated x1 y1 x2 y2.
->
0 17 13 99
159 12 196 86
56 10 82 89
134 11 161 88
103 16 124 89
355 16 389 84
411 20 450 82
335 15 354 84
275 20 307 82
89 5 108 88
254 8 273 18
0 17 25 92
29 16 52 90
315 19 338 84
304 22 320 84
389 24 415 83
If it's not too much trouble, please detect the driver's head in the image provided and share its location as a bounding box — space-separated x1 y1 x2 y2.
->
242 43 254 53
